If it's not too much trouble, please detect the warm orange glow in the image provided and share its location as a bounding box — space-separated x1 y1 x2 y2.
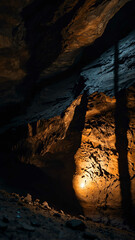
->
80 181 85 189
73 142 121 213
71 89 135 217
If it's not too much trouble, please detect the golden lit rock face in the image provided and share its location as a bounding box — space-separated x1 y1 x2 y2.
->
10 85 135 216
43 0 130 76
62 0 128 49
73 88 135 215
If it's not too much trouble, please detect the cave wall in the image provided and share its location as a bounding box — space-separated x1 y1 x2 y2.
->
0 0 132 126
0 0 135 219
1 85 135 218
73 87 135 217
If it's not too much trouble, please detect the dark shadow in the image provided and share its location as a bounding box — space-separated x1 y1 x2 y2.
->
0 91 88 216
114 42 133 226
13 0 135 119
80 0 135 67
1 0 135 128
40 90 88 214
15 0 86 111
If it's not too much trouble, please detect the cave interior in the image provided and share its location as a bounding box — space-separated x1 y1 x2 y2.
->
0 0 135 239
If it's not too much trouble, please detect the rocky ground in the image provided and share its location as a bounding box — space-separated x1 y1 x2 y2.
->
0 190 135 240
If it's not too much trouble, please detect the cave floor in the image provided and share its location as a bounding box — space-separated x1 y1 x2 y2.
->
0 189 135 240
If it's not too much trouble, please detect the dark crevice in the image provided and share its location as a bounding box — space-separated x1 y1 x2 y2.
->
80 0 135 67
16 0 86 110
114 42 134 226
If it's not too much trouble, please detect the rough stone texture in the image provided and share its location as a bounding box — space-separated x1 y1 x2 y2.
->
0 26 135 133
0 190 134 240
0 0 135 228
43 0 131 77
73 88 135 216
1 85 135 221
0 0 132 124
81 30 135 96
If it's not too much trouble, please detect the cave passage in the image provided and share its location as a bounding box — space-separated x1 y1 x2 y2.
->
114 42 133 225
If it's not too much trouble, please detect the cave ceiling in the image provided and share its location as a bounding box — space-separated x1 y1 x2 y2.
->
0 0 134 127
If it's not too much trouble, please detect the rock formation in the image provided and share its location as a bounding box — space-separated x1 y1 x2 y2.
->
0 0 133 125
0 0 135 225
1 84 135 220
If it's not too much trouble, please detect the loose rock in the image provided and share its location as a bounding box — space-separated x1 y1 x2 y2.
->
31 217 41 227
23 194 32 203
19 222 35 232
42 201 51 209
66 219 86 231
